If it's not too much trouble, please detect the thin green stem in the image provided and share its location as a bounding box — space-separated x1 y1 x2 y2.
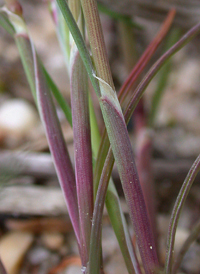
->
80 0 114 90
56 0 101 97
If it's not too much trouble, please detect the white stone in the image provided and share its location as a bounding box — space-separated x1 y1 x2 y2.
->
0 99 38 137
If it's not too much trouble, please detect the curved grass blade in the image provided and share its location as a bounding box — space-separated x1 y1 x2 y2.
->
165 154 200 274
32 43 80 246
94 21 200 210
172 218 200 274
124 22 200 125
118 9 176 104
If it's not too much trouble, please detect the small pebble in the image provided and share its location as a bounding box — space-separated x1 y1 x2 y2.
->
41 232 64 251
27 246 50 265
65 265 82 274
0 99 38 138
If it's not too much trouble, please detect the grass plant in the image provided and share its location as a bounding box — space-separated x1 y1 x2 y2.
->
0 1 200 273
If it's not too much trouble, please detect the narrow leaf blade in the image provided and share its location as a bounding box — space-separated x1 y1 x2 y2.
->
100 96 159 274
71 50 93 265
32 44 80 244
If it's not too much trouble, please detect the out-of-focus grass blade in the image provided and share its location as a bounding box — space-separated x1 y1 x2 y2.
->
15 34 37 102
32 43 80 245
97 3 143 30
49 0 71 71
124 22 200 126
118 9 176 104
165 154 200 274
0 11 15 35
0 5 72 126
149 27 181 126
0 6 37 102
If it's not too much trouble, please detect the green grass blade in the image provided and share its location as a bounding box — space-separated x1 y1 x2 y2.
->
89 94 101 157
0 6 37 102
0 10 15 35
106 182 142 274
56 0 101 97
97 3 143 30
15 34 37 102
49 0 71 71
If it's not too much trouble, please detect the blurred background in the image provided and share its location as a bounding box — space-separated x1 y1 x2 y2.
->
0 1 200 273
